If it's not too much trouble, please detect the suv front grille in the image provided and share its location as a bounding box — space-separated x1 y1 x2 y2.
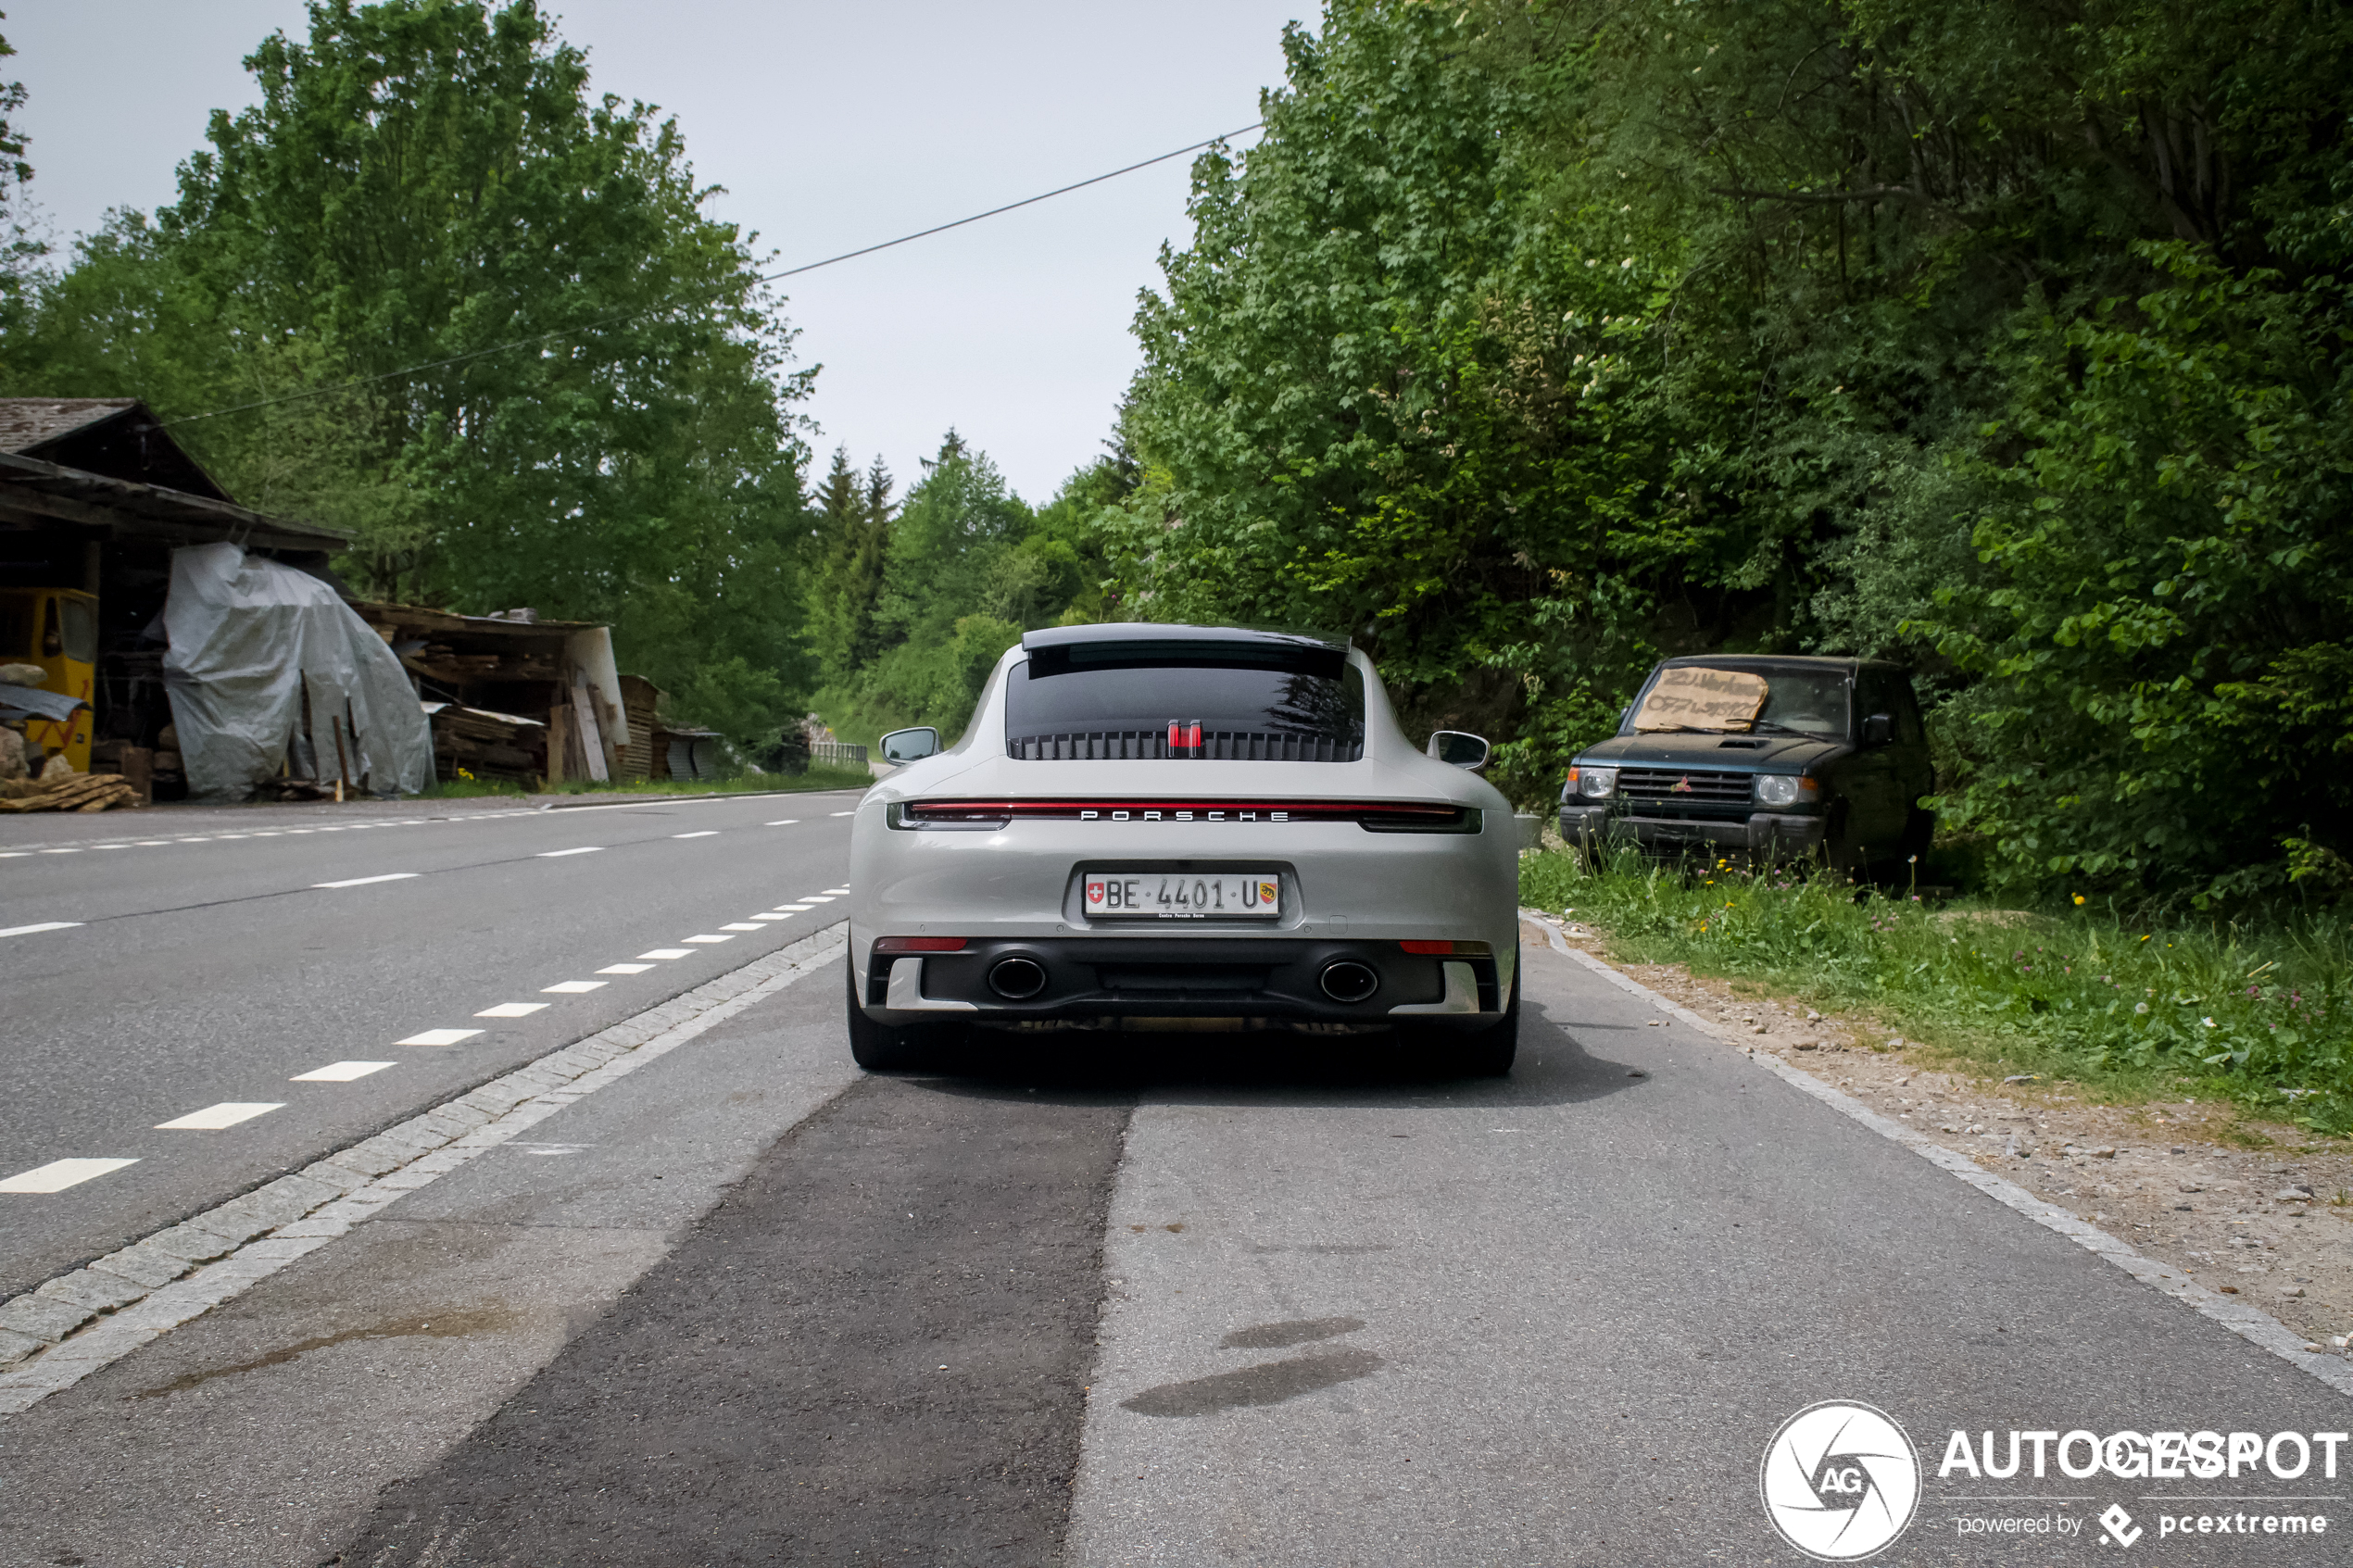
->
1012 730 1363 762
1617 768 1754 806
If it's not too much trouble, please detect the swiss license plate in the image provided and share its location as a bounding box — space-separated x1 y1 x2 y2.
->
1085 871 1282 920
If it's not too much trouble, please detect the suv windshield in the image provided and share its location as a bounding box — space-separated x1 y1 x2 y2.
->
1629 666 1850 739
1005 641 1365 760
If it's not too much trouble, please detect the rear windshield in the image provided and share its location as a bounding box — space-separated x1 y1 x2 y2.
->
1006 641 1365 761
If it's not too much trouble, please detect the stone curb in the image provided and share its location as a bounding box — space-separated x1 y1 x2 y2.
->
1517 907 2353 1403
0 922 849 1416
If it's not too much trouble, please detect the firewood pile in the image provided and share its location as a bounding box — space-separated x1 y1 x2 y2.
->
427 703 547 785
402 646 561 685
0 771 144 812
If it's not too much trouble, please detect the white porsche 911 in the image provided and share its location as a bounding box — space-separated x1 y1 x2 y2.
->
844 623 1523 1074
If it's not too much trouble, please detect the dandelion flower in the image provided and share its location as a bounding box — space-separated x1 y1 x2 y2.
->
2072 894 2085 906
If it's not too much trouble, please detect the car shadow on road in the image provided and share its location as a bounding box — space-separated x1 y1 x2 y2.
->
900 996 1640 1110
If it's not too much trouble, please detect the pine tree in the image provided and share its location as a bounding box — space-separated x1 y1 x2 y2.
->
807 448 894 688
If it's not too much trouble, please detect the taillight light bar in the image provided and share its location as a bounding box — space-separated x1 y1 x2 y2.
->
1399 940 1493 956
895 799 1467 825
873 936 969 953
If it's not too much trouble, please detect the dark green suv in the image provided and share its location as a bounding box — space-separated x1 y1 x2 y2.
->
1556 655 1933 875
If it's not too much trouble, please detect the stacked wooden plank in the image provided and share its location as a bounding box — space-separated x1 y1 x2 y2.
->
0 771 143 812
404 646 562 685
616 674 661 782
425 703 547 785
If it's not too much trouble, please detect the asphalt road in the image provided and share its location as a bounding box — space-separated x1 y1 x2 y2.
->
0 788 864 1298
2 835 2349 1565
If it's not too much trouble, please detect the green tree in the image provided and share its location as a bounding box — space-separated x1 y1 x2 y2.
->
1115 0 2353 900
4 0 815 746
1919 249 2353 903
805 447 895 688
0 15 43 346
812 433 1127 746
1115 4 1692 777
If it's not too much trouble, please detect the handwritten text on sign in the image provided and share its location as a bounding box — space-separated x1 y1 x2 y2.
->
1632 666 1769 732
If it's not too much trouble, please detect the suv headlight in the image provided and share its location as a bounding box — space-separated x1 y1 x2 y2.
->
1567 765 1617 800
1754 773 1815 808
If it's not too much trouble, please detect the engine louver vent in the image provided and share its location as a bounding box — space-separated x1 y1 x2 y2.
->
1011 730 1363 762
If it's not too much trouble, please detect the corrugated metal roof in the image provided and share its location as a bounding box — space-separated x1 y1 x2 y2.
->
0 400 141 455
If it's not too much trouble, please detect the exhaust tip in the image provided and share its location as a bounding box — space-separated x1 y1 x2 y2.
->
1319 960 1379 1004
988 957 1048 1000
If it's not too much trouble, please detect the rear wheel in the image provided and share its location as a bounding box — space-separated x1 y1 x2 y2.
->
846 959 956 1073
1401 957 1519 1077
1899 806 1935 864
1460 960 1520 1076
1818 798 1867 883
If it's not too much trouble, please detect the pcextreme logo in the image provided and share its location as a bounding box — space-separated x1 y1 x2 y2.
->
1760 1400 1922 1561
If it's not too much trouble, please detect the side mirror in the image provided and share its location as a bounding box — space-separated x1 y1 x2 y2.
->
1860 712 1894 747
1427 731 1491 771
879 726 940 764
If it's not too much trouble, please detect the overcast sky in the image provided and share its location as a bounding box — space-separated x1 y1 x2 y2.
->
6 1 1302 504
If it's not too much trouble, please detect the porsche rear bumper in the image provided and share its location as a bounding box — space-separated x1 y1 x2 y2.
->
858 935 1507 1032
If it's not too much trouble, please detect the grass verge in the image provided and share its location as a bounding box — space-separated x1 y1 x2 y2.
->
1519 847 2353 1138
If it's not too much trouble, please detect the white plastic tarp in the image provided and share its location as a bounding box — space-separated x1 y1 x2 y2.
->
162 542 434 799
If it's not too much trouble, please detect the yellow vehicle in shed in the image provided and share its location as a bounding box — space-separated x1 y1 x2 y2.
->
0 586 97 772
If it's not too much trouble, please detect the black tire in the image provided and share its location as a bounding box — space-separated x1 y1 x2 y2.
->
1819 798 1867 882
846 959 952 1073
1403 955 1519 1077
1899 805 1934 864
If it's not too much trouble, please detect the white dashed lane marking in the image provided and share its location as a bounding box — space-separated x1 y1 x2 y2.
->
395 1028 483 1047
290 1061 396 1083
824 887 850 895
156 1102 283 1132
0 851 850 1204
0 1158 139 1194
0 797 867 857
673 831 719 839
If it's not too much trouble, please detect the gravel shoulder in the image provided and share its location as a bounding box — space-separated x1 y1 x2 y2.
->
1551 920 2353 1353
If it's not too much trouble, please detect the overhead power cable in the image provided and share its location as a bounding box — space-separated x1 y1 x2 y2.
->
163 120 1267 428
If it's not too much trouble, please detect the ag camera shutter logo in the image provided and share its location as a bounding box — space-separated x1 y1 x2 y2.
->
1760 1400 1921 1561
